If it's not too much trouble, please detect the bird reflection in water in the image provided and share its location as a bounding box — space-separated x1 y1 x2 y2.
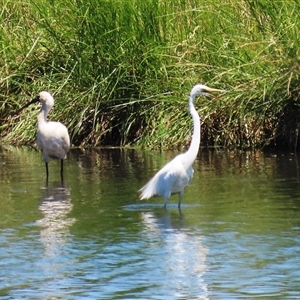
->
36 182 75 258
140 211 209 298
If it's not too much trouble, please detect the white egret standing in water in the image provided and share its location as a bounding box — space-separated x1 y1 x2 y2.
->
139 84 223 208
26 91 70 182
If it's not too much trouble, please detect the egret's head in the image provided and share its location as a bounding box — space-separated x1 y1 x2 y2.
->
31 91 55 109
190 84 224 99
14 91 55 116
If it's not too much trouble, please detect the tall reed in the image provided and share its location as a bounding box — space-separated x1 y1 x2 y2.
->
1 0 300 149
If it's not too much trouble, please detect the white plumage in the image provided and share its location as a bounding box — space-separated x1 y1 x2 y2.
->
33 91 70 182
139 84 223 208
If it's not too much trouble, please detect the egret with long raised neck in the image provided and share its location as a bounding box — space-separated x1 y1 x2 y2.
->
138 84 224 208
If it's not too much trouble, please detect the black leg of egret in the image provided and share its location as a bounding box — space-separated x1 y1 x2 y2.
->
45 162 49 183
60 159 64 183
178 192 183 209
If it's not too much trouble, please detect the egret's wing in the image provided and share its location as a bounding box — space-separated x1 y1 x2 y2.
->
139 157 190 199
37 121 70 159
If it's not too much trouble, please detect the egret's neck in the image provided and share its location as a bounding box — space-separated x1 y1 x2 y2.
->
185 96 201 166
37 105 50 125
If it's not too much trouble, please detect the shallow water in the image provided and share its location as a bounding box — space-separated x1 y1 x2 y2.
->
0 147 300 299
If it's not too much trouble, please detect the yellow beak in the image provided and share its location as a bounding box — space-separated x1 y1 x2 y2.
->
205 86 226 93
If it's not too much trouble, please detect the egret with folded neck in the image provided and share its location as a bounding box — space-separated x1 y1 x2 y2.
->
138 84 224 209
25 91 70 183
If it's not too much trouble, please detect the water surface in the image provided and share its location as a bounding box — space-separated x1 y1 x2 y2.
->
0 147 300 299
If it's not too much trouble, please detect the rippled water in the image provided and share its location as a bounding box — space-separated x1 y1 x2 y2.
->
0 147 300 299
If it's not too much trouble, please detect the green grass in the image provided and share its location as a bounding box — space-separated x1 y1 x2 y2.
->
1 0 300 149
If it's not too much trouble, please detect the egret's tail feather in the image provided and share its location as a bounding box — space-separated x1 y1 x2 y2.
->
138 175 160 200
138 184 153 200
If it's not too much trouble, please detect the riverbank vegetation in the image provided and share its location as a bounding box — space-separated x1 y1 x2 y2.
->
1 0 300 149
